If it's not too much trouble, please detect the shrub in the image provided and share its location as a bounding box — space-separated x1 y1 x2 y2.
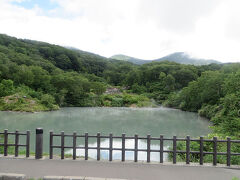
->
40 94 56 109
0 79 14 97
111 97 123 107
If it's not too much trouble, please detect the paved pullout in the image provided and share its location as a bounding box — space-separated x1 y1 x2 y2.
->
0 157 240 180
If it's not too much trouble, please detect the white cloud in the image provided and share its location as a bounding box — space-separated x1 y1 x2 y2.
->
0 0 240 62
137 0 222 33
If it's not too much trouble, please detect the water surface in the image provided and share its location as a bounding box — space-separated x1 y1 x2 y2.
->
0 107 211 161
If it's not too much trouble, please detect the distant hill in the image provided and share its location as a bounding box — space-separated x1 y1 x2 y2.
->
110 52 221 65
110 54 148 65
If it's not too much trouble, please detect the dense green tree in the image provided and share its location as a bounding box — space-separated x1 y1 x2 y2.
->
40 94 56 109
0 33 239 139
164 74 175 92
173 68 197 88
91 82 106 95
30 66 52 91
55 54 72 70
197 71 224 105
0 79 14 97
12 65 34 86
211 92 240 136
131 83 146 94
223 71 240 95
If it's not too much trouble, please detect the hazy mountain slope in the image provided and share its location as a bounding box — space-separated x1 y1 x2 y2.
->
155 52 220 65
111 52 221 65
110 54 150 65
0 34 135 77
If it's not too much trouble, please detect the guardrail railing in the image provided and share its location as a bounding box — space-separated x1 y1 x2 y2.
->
49 131 240 166
0 129 30 157
1 128 240 166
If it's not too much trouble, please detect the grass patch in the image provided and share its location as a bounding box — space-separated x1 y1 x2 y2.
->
0 93 59 112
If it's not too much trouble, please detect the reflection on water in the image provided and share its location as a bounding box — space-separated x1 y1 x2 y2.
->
0 107 211 153
66 139 169 162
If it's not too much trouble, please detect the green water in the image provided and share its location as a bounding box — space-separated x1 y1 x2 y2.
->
0 107 211 161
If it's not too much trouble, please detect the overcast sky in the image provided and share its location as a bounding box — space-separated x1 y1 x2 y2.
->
0 0 240 62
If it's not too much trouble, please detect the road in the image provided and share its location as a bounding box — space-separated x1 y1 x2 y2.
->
0 157 240 180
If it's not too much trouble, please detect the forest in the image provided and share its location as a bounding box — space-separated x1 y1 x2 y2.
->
0 34 240 145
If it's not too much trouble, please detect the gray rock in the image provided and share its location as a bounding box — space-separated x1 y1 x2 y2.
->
0 173 26 180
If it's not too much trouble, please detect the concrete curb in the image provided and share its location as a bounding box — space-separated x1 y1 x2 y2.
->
0 173 26 180
0 174 127 180
43 176 127 180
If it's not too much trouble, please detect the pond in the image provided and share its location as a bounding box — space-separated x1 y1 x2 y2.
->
0 107 211 161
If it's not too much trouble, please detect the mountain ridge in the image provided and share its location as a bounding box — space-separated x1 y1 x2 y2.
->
111 52 221 65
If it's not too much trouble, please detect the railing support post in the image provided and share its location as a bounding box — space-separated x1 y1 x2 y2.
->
160 135 164 163
15 130 19 157
173 135 177 164
73 132 77 160
186 135 190 164
35 128 43 159
49 131 53 159
227 137 231 166
85 133 88 160
200 136 204 165
26 130 30 158
61 131 65 160
109 133 113 161
134 134 138 162
97 132 101 161
213 136 217 166
4 129 8 156
122 134 125 162
147 135 151 163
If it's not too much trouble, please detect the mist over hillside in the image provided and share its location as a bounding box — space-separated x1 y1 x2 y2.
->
111 52 221 65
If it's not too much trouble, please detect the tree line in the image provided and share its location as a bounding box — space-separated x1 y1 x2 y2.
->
0 34 240 140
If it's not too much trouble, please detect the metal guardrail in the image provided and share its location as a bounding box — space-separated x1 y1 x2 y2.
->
49 131 240 166
0 129 30 157
1 128 240 166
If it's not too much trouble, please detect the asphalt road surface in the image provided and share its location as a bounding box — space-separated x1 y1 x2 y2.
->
0 157 240 180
